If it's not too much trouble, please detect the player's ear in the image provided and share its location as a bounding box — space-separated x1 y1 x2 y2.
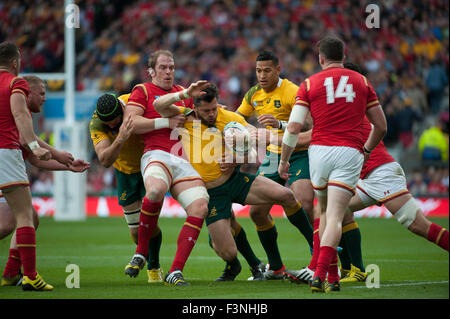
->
148 68 156 77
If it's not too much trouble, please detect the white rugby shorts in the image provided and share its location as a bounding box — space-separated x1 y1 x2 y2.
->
308 145 364 196
0 148 29 191
141 149 202 186
356 161 409 206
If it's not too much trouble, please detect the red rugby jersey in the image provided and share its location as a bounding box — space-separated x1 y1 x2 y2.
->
360 117 395 179
296 67 380 152
127 82 193 154
0 70 30 149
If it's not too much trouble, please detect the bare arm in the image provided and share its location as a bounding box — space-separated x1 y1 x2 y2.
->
11 93 51 160
154 80 210 117
28 155 90 172
364 105 387 153
94 115 133 168
36 135 74 166
124 105 185 134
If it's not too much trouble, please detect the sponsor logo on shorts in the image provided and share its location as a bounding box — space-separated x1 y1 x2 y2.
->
243 176 250 183
120 191 127 201
208 206 218 218
296 169 302 176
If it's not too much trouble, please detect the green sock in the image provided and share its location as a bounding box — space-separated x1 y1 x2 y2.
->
147 229 162 270
257 222 283 271
234 225 262 269
338 236 351 270
286 207 314 249
343 222 365 272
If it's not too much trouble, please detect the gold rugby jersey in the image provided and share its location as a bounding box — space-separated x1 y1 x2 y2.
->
237 78 307 153
180 107 248 183
89 93 144 174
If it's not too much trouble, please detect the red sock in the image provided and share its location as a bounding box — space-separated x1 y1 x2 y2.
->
427 223 449 251
327 251 340 283
135 198 162 257
3 249 21 278
16 227 37 280
169 216 203 272
308 218 320 271
313 246 336 282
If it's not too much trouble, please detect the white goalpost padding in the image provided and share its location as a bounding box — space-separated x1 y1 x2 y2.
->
23 0 87 221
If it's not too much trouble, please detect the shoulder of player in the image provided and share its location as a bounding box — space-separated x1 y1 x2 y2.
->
244 83 262 103
280 78 299 89
89 111 108 133
218 106 245 122
118 93 131 105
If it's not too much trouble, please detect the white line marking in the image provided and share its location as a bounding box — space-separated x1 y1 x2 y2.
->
347 280 449 289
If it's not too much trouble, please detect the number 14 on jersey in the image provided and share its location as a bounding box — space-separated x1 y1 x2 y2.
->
324 76 356 104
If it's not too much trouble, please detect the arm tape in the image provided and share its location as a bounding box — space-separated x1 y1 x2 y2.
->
154 118 170 129
282 131 298 148
28 140 40 150
289 104 309 124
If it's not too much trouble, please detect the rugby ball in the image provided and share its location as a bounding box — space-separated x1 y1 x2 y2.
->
223 121 250 154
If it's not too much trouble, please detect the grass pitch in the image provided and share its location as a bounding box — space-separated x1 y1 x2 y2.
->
0 216 448 300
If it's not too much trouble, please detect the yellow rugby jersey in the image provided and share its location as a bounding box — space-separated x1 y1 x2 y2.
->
237 78 307 153
180 107 248 183
89 93 144 174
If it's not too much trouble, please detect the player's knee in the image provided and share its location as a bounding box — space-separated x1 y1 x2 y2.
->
249 206 267 221
280 188 297 207
178 186 209 215
145 186 166 202
342 210 355 225
186 198 208 219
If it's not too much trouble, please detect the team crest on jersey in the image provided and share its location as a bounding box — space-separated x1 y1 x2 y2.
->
274 100 281 108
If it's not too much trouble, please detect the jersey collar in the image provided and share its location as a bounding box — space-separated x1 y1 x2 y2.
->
277 78 282 87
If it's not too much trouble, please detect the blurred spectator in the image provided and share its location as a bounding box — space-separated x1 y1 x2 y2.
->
395 97 421 149
408 169 430 197
418 117 449 161
428 169 447 194
383 102 400 147
426 59 449 114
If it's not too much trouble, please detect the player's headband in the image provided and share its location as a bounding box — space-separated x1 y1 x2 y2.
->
96 93 123 122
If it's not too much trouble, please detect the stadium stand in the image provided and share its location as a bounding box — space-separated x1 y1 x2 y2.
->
0 0 448 196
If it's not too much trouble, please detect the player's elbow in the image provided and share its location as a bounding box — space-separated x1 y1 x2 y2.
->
374 122 387 138
153 98 167 116
98 154 113 168
287 122 302 135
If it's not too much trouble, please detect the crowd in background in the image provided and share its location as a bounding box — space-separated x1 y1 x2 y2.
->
0 0 448 196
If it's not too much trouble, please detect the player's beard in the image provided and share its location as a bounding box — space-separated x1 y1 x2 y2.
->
197 114 216 128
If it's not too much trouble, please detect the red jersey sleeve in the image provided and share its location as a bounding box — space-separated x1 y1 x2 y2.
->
365 78 380 110
127 84 148 110
10 77 30 97
295 79 310 109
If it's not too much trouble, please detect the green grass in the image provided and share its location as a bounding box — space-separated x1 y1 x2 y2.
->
0 217 448 299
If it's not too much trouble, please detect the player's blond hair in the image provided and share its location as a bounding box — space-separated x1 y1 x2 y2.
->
23 75 45 88
147 50 174 69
